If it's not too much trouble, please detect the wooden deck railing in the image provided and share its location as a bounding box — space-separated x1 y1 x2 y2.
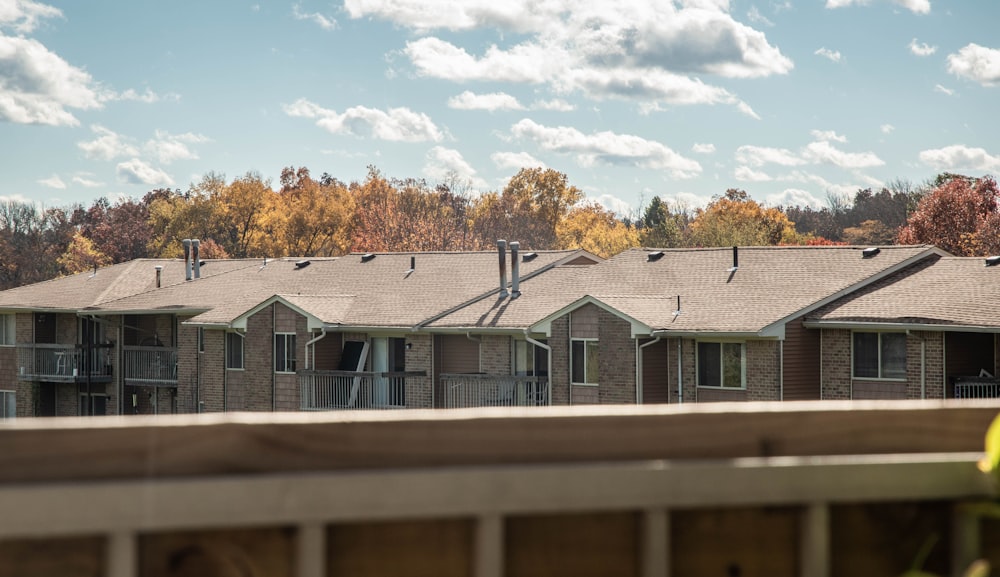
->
0 400 998 576
440 373 549 408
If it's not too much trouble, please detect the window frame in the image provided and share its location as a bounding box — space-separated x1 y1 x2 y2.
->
696 341 746 389
570 337 599 386
197 327 204 354
852 331 907 381
226 332 244 371
0 314 14 346
274 332 297 374
0 390 14 419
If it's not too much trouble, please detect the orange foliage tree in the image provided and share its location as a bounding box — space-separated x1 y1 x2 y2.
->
897 174 1000 256
689 189 801 247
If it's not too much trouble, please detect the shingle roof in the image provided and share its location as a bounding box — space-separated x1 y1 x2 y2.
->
427 245 943 335
809 256 1000 329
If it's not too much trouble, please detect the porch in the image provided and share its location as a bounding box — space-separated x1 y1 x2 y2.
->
15 344 112 384
121 345 178 387
439 373 549 408
299 370 426 410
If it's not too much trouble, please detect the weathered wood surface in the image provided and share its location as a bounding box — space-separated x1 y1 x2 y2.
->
0 400 998 484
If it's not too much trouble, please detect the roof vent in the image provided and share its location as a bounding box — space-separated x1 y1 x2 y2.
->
360 253 376 263
647 251 664 262
986 256 1000 267
295 260 311 269
862 247 881 259
727 246 739 272
522 252 538 262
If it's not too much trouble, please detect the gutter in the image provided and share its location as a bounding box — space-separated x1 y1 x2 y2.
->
804 320 1000 334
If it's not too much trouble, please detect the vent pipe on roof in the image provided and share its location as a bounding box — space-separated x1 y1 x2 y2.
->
410 256 416 271
986 256 1000 267
497 239 509 298
192 239 201 279
182 239 192 281
510 241 521 298
728 246 739 272
862 247 881 259
155 265 163 288
673 295 681 317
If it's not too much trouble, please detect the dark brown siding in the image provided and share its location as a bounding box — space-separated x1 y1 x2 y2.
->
434 335 480 407
641 339 670 404
782 316 821 400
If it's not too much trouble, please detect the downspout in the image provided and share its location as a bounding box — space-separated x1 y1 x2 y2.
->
637 336 663 405
305 329 328 370
568 313 573 405
524 331 552 406
118 322 123 415
272 304 276 412
779 340 784 401
677 338 683 404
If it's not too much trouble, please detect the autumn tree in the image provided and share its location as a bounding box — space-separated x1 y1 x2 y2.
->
689 189 801 247
213 171 274 258
0 201 75 289
74 196 152 263
146 181 224 258
637 196 687 248
897 174 1000 256
272 166 354 256
556 203 640 258
57 231 111 274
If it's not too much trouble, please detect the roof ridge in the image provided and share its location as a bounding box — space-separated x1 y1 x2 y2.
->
89 260 265 308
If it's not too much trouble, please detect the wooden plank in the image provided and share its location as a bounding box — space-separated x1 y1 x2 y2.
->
800 503 830 577
326 519 473 577
671 506 800 577
138 527 295 577
641 509 668 577
0 535 104 577
505 512 639 577
475 515 503 577
0 401 997 484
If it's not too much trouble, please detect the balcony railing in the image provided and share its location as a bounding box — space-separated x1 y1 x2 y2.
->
440 373 549 409
122 346 178 387
300 370 426 410
954 377 1000 399
15 343 112 383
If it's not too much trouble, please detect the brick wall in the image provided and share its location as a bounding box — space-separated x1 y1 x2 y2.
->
202 330 226 412
549 317 570 405
570 305 599 339
176 317 197 413
480 335 511 375
821 329 852 400
273 307 307 412
241 305 276 411
405 333 432 408
597 308 635 405
746 340 781 402
906 331 945 399
14 313 33 416
571 385 599 404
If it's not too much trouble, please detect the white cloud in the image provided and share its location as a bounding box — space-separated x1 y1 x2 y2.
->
824 0 930 14
802 140 884 169
734 165 772 181
292 3 336 29
448 90 525 111
766 188 824 208
947 43 1000 86
116 159 173 186
692 143 716 154
143 130 209 164
355 1 790 115
918 144 1000 171
735 145 806 167
284 98 444 142
71 173 104 188
908 38 936 57
746 6 774 26
423 146 488 189
880 124 895 134
934 84 955 96
510 118 702 177
37 174 65 189
532 98 575 111
112 88 178 103
491 151 545 171
594 193 632 216
77 125 139 160
810 129 847 143
0 0 62 34
0 34 102 125
814 47 841 63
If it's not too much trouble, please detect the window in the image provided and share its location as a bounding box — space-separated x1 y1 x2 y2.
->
78 393 107 416
0 314 14 346
853 332 906 379
571 338 599 385
697 342 745 388
514 339 548 377
0 390 14 419
226 332 244 370
274 333 296 373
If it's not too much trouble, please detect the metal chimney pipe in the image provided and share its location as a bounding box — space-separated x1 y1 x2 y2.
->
192 239 201 279
510 241 521 298
410 256 415 271
733 246 739 269
182 239 192 281
497 239 509 298
155 265 163 288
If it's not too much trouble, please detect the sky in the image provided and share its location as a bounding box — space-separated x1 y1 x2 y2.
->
2 0 1000 217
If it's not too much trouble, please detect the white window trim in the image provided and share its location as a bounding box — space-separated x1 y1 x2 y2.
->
197 327 204 354
851 331 907 382
570 337 599 386
274 332 297 374
0 390 15 419
226 331 245 371
0 314 15 347
695 341 747 390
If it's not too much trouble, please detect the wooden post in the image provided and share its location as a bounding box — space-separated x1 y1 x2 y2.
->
642 509 669 577
297 523 324 577
107 531 136 577
800 503 829 577
475 514 503 577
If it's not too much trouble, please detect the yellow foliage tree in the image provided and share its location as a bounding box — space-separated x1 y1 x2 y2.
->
689 189 801 247
556 203 640 258
58 231 111 275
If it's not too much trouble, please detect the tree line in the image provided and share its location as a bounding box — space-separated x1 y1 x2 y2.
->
1 167 997 290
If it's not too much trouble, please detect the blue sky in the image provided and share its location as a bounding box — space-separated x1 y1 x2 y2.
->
2 0 999 216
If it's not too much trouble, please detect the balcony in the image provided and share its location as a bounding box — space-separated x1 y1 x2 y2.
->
440 374 549 408
954 376 1000 399
16 344 112 383
300 370 426 410
122 346 178 387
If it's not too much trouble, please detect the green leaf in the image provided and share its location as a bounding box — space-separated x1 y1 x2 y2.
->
978 413 1000 474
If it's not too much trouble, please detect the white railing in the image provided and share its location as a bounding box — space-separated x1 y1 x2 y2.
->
122 346 178 386
300 370 424 410
440 374 549 408
954 378 1000 399
15 344 111 381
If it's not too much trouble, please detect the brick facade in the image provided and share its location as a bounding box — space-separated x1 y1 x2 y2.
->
597 308 635 405
745 340 781 401
549 317 570 405
820 329 852 400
